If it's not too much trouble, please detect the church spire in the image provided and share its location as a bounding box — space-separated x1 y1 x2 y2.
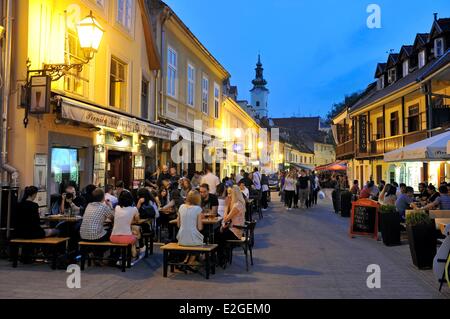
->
252 54 267 90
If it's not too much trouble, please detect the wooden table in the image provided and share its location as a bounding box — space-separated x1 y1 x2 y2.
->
170 217 222 244
41 215 82 222
435 218 450 236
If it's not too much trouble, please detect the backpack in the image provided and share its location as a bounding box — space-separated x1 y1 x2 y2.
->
139 203 156 219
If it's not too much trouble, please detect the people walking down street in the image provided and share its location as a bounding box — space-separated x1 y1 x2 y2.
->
200 165 220 195
311 171 320 206
283 171 297 210
297 170 310 209
279 171 286 204
261 172 269 210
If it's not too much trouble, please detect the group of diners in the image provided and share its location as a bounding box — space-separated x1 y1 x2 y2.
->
14 164 263 268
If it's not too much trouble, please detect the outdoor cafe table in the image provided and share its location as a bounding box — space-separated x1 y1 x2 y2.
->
169 217 222 244
41 215 83 222
435 218 450 236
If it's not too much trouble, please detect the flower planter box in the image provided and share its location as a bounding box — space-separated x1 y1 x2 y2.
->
407 221 437 269
380 211 401 246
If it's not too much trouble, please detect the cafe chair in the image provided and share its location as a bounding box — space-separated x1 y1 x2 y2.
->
226 221 256 271
433 235 450 292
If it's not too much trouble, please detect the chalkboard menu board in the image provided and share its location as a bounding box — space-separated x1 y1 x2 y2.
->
350 199 379 238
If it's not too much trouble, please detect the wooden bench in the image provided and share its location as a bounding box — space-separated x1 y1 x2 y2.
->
160 243 218 279
78 241 132 272
10 237 70 270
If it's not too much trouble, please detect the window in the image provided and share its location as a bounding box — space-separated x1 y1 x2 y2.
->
202 75 209 114
141 77 149 119
402 60 409 77
214 82 220 119
187 64 195 106
376 117 384 139
390 112 399 136
116 0 133 31
64 30 90 97
418 50 426 68
377 76 384 90
167 47 177 97
434 38 444 58
96 0 105 7
256 101 260 107
408 105 420 132
388 68 396 83
110 56 127 109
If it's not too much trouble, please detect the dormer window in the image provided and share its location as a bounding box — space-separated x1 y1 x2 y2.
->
418 50 426 68
434 38 444 58
377 76 384 90
388 68 396 84
402 60 409 77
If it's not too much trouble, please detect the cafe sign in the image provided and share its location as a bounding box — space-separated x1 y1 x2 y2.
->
60 97 172 140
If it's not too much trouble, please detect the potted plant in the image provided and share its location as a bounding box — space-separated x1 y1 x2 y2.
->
406 210 437 269
380 205 401 246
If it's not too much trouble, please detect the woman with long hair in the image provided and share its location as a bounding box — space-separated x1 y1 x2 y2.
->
215 185 246 266
283 170 297 210
16 186 59 239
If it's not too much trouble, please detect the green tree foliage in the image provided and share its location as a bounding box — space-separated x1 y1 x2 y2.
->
325 91 363 125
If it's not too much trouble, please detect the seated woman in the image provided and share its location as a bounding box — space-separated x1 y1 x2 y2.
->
15 186 59 239
378 183 397 206
215 185 246 267
176 190 204 266
110 190 141 259
176 190 204 246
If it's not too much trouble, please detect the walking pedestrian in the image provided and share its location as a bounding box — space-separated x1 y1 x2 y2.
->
297 170 310 209
283 171 297 210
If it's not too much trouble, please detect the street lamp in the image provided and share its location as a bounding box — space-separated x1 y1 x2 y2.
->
23 11 104 127
76 11 105 61
28 11 105 82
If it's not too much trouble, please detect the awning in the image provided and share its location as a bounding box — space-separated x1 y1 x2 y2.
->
167 123 212 145
384 130 450 162
288 163 314 170
315 160 347 171
60 96 173 140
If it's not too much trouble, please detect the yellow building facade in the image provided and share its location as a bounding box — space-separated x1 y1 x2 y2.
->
6 0 170 209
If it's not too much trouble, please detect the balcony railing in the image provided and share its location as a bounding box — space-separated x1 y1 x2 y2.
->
355 129 430 158
336 139 354 159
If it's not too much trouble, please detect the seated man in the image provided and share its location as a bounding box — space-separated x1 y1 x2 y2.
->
396 186 415 221
419 186 450 210
199 184 219 216
80 188 114 242
238 181 250 199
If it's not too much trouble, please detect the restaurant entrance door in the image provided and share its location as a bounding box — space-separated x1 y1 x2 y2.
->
107 150 132 189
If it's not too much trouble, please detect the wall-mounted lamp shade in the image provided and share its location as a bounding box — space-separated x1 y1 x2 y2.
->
147 140 155 149
76 11 104 59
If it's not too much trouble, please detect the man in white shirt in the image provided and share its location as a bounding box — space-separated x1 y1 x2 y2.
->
104 184 118 208
238 181 250 199
252 167 262 191
200 166 220 195
235 169 245 184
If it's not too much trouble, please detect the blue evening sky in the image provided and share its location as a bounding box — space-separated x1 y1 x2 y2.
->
165 0 450 118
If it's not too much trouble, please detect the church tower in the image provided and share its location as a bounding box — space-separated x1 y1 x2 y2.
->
250 55 269 118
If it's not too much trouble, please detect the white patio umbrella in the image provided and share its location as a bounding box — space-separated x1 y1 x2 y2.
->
384 130 450 162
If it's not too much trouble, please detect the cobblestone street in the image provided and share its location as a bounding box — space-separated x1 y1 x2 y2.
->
0 193 448 299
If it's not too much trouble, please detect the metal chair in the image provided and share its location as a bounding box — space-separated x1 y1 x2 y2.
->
225 221 256 271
